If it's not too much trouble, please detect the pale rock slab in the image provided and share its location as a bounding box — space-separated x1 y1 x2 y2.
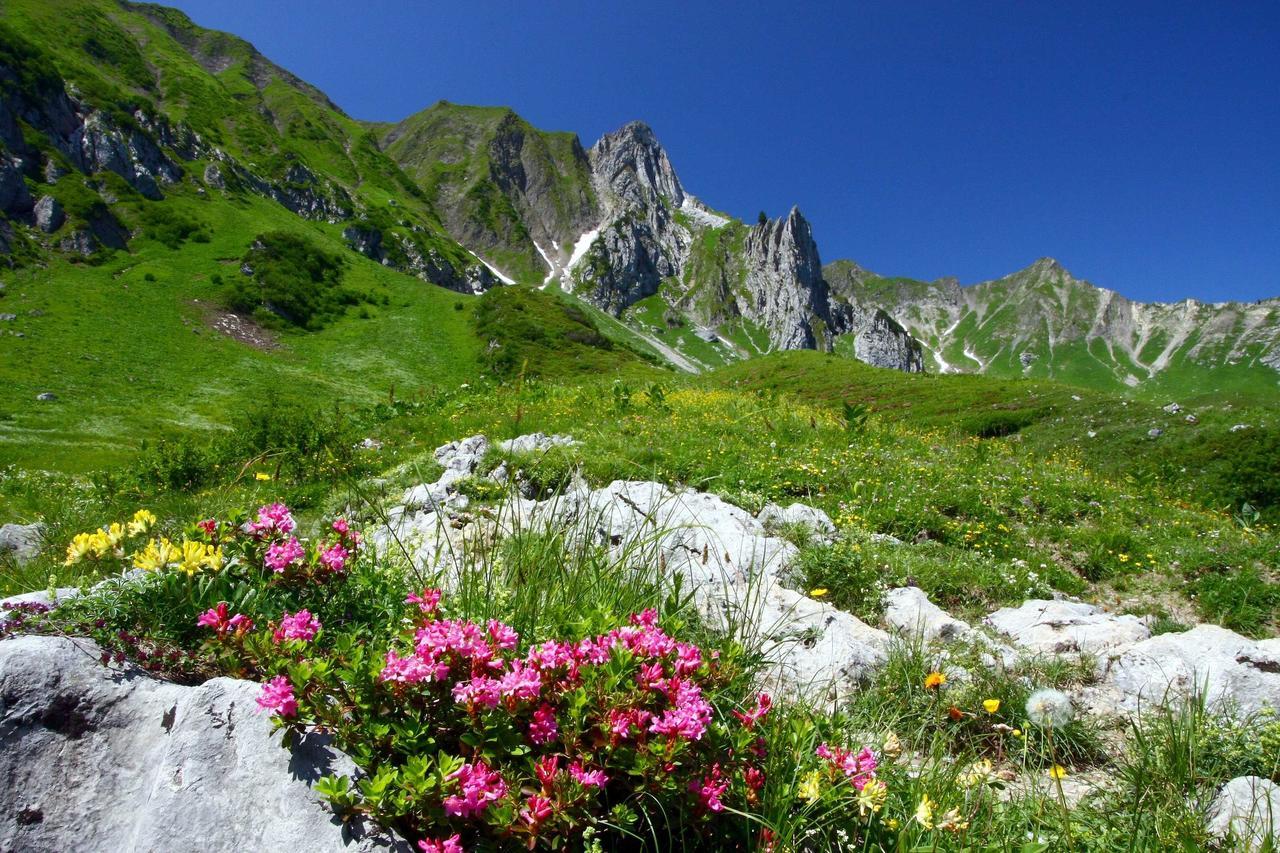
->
1206 776 1280 851
0 635 406 852
883 586 970 642
984 599 1150 655
756 502 838 544
1097 624 1280 718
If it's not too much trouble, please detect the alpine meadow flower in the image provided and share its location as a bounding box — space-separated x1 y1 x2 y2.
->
924 671 947 690
264 537 305 573
417 836 462 853
444 762 508 818
256 675 298 718
983 698 1001 714
274 610 321 643
797 769 824 803
127 509 157 536
915 793 936 828
856 777 888 815
1026 688 1073 728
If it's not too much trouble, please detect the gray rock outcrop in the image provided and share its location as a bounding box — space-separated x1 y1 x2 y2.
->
32 195 64 233
0 635 406 852
984 599 1150 655
883 586 971 642
756 501 838 543
1096 624 1280 718
378 434 889 702
1206 776 1280 851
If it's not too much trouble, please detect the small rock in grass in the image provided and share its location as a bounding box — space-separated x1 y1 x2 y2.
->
35 392 56 401
0 523 45 564
883 586 970 642
757 502 837 543
1206 776 1280 851
1147 428 1163 438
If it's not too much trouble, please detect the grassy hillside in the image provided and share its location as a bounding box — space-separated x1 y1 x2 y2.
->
711 351 1280 521
0 188 481 472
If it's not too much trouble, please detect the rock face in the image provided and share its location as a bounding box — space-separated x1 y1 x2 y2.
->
1096 624 1280 717
0 635 406 852
1206 776 1280 851
737 208 836 350
32 195 64 233
984 599 1150 655
377 108 924 373
757 501 838 544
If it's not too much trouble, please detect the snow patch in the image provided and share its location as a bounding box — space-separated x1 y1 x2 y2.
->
467 251 514 287
532 241 558 289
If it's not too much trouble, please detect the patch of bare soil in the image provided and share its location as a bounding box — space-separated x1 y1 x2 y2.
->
192 300 280 351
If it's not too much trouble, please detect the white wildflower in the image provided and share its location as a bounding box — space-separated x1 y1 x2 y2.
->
1025 688 1073 728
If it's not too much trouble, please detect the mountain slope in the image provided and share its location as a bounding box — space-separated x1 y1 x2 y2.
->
826 257 1280 396
0 0 495 291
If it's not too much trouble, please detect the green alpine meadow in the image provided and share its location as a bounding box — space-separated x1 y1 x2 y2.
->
0 1 1276 851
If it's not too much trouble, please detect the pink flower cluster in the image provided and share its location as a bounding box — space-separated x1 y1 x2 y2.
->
692 763 729 812
196 602 253 637
417 836 462 853
274 609 322 643
256 675 298 718
443 761 508 818
733 692 773 729
247 503 295 538
264 537 305 572
817 742 879 790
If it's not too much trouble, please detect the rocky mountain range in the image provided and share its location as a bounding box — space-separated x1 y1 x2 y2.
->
826 257 1280 393
0 0 1275 390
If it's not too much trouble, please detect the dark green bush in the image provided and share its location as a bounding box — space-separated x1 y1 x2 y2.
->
229 232 355 330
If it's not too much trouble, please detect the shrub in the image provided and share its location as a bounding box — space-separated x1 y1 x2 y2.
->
230 232 355 330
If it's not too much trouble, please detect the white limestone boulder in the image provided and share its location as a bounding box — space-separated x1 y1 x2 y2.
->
984 599 1150 655
0 635 406 851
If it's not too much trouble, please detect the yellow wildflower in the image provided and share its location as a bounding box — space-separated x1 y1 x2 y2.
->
915 793 935 828
936 807 970 832
203 545 225 572
1047 764 1068 780
178 539 219 575
983 698 1001 714
127 509 156 536
924 671 946 690
133 537 179 572
797 769 824 803
959 758 994 788
255 472 272 481
103 522 128 548
64 532 99 565
881 731 902 759
856 778 888 816
809 588 828 598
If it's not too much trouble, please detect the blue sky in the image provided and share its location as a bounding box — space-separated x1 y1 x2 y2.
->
166 0 1279 303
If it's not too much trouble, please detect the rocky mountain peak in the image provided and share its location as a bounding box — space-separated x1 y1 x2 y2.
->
589 121 685 210
1024 257 1069 279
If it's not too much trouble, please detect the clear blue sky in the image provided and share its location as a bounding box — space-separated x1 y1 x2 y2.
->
165 0 1279 303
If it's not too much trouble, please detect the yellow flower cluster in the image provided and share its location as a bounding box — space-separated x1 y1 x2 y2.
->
64 510 156 565
915 793 969 832
133 537 223 575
